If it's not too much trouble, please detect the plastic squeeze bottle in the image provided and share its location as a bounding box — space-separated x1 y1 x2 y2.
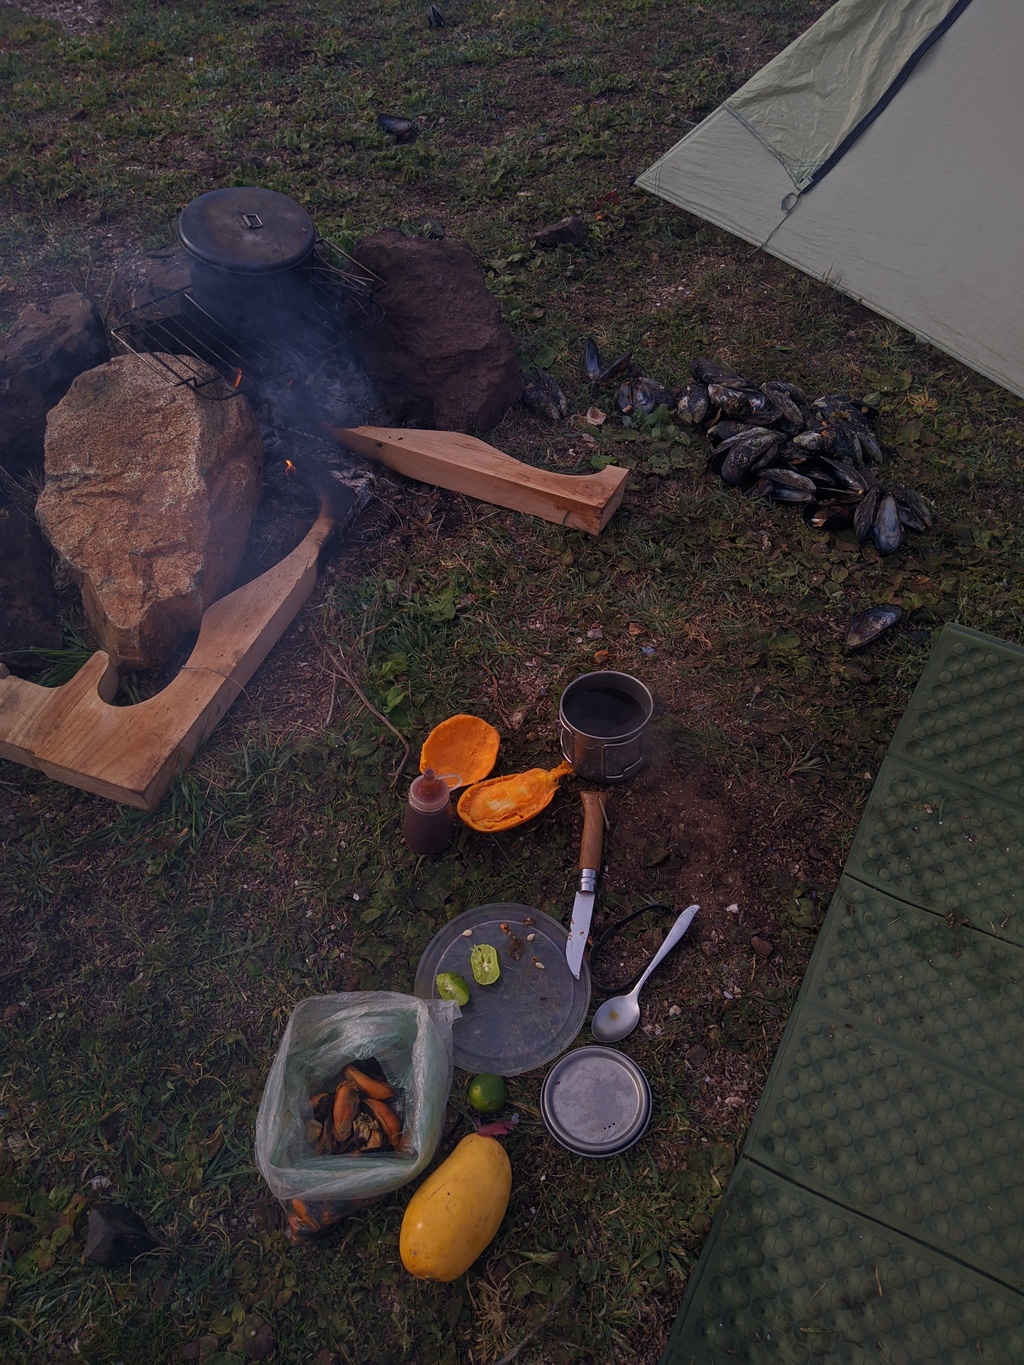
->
402 768 454 853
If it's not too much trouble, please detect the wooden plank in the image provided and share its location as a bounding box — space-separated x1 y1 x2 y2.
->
330 425 628 535
0 499 340 811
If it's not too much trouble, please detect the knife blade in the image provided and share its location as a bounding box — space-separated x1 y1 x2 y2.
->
566 789 606 978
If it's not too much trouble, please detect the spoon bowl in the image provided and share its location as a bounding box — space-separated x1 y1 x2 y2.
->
591 904 699 1043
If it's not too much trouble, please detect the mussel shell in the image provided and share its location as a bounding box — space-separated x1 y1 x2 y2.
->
846 604 904 652
854 486 880 545
690 357 747 388
757 466 817 494
707 382 768 420
615 379 637 414
805 501 856 531
792 427 832 454
706 419 755 445
523 367 568 420
763 484 814 503
720 430 784 484
598 349 634 383
377 113 418 141
872 492 903 554
584 337 603 382
891 483 935 531
810 455 871 495
760 380 805 427
632 376 676 414
677 381 710 427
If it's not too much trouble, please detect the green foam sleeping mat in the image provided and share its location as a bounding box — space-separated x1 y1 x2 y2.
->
660 625 1024 1365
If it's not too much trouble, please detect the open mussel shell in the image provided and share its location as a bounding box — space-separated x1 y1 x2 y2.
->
805 501 856 531
891 483 935 531
598 349 634 383
377 113 418 142
846 604 904 652
677 381 710 427
584 337 603 382
522 366 568 421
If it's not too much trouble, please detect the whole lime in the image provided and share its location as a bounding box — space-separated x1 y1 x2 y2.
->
468 1072 507 1114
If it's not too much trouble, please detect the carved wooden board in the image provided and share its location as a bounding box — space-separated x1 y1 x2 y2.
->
330 425 628 534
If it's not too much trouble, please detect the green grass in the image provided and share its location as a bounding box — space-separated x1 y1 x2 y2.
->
4 0 1024 1361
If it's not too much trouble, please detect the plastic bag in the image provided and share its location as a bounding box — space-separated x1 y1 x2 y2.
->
255 991 458 1240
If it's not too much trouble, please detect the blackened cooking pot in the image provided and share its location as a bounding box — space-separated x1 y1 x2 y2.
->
177 186 318 338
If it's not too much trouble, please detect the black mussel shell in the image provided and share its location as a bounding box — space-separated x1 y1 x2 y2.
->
690 357 746 388
805 501 856 531
792 426 832 454
584 337 602 382
854 426 884 463
522 367 568 420
891 483 935 531
854 486 880 545
706 419 753 445
428 4 446 26
827 416 863 466
811 454 871 495
768 485 815 503
677 381 710 427
760 379 805 427
598 349 634 383
720 430 784 484
707 381 765 420
632 376 675 414
872 491 903 554
615 379 637 413
757 466 818 494
377 113 418 142
846 604 904 652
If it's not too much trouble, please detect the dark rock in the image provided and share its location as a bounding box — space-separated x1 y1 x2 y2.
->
0 503 61 670
236 1314 276 1361
750 935 774 958
0 292 110 480
107 246 191 321
83 1203 158 1266
179 1336 219 1362
349 229 523 432
533 215 588 249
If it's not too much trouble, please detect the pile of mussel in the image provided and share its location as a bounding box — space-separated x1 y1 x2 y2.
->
677 358 935 556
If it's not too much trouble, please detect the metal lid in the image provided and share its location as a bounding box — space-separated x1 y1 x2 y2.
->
540 1046 652 1157
177 187 315 274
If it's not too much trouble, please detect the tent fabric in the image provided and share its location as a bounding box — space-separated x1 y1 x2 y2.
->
727 0 967 190
636 0 1024 400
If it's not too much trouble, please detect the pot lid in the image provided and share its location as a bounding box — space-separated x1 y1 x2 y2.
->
177 187 315 274
540 1046 652 1156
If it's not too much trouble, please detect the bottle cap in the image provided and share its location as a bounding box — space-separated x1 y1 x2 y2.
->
409 768 452 812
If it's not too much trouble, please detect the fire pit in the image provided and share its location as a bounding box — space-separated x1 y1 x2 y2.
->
112 186 383 400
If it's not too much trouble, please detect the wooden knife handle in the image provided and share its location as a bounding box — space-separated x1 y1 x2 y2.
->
579 790 607 871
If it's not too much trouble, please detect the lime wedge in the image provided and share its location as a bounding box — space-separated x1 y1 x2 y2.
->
435 972 470 1005
470 943 501 986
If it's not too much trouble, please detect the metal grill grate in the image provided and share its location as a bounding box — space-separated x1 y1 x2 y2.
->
110 238 384 400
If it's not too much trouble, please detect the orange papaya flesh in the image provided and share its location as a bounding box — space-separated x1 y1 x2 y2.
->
456 761 574 832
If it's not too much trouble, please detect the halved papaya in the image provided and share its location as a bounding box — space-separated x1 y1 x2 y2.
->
456 761 574 832
419 714 500 790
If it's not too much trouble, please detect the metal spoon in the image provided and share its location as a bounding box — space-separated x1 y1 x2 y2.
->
591 904 699 1043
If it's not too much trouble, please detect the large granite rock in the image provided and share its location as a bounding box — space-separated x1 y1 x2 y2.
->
350 230 523 432
36 353 264 672
0 501 61 670
0 292 110 480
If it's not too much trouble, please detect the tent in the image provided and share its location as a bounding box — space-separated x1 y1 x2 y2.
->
636 0 1024 399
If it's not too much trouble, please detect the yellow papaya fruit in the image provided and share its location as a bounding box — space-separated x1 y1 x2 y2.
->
399 1133 512 1281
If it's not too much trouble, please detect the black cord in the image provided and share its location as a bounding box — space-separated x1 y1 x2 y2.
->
587 901 677 994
